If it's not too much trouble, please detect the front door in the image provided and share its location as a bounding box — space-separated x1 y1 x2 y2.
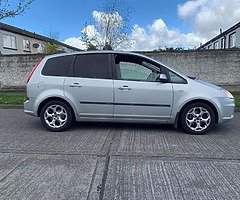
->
113 54 173 120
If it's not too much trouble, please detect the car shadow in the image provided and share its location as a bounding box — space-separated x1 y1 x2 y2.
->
73 121 176 132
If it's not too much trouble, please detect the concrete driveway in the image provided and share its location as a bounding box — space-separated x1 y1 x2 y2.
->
0 109 239 200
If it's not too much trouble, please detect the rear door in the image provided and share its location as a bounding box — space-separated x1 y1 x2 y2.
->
113 54 173 120
64 53 114 118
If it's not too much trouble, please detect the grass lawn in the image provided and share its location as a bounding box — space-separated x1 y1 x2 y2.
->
0 92 26 105
0 92 239 108
235 95 240 109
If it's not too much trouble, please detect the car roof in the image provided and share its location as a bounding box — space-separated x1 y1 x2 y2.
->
45 51 146 58
44 51 164 66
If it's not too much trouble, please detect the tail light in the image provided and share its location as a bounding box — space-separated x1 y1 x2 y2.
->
27 58 43 83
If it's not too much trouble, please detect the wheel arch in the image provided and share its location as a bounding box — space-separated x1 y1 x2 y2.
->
177 99 219 127
37 97 76 121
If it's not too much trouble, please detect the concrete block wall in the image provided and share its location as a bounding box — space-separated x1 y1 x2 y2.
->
0 50 239 91
143 49 240 86
0 54 44 90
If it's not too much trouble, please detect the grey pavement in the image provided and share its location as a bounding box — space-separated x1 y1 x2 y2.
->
0 109 239 200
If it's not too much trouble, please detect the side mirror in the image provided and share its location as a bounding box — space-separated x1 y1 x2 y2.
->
156 74 168 83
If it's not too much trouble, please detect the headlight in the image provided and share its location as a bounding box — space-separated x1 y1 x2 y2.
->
225 90 234 99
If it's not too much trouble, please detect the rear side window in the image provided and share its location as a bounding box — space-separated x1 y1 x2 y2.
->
42 56 72 76
73 54 110 79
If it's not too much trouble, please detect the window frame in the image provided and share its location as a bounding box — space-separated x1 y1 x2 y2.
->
229 32 236 48
213 41 219 49
221 37 225 49
23 39 31 52
3 34 17 50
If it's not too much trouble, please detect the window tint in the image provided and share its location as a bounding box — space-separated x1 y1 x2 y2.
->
42 56 72 76
73 54 110 79
115 55 160 82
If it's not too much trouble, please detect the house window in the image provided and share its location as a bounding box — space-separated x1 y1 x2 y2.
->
229 32 236 48
208 45 212 49
221 37 225 49
23 39 31 51
213 41 219 49
3 34 17 49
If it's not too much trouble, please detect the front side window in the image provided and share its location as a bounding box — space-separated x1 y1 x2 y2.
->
73 54 110 79
23 39 30 51
115 55 160 82
229 32 236 48
3 34 17 49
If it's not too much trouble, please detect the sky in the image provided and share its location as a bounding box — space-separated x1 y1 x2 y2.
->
2 0 240 50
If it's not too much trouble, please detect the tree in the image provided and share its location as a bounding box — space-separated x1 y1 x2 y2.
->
0 0 35 20
83 0 133 50
44 29 64 54
82 24 99 50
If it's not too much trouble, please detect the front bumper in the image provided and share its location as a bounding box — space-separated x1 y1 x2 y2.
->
212 97 235 124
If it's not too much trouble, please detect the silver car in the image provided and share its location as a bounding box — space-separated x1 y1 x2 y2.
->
24 51 235 134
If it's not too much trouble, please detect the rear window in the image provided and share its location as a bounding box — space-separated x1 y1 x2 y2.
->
73 54 110 79
42 56 72 76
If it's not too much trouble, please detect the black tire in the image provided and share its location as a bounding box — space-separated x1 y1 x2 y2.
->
40 100 73 132
180 103 215 135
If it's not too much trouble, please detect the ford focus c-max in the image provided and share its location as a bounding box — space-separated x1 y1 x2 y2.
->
24 51 235 134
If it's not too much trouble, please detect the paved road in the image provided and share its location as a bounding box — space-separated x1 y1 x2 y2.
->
0 109 239 200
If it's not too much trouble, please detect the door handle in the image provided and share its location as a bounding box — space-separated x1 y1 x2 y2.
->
69 83 82 88
118 85 131 90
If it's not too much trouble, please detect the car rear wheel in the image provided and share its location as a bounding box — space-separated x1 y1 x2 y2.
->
180 103 215 135
40 100 73 132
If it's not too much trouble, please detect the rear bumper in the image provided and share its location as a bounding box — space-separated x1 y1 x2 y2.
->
24 100 36 116
212 97 235 124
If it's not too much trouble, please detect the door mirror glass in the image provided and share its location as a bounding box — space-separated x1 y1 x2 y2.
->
157 74 168 82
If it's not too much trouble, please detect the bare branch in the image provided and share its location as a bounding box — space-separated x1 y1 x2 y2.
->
83 0 133 50
0 0 35 20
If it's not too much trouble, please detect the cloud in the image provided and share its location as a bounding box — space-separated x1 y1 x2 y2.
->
178 0 208 18
64 37 86 50
130 19 204 51
64 1 240 51
92 10 123 28
63 24 100 50
64 18 204 51
178 0 240 39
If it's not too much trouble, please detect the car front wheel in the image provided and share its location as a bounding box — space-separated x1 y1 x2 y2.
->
180 103 215 135
40 100 73 132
